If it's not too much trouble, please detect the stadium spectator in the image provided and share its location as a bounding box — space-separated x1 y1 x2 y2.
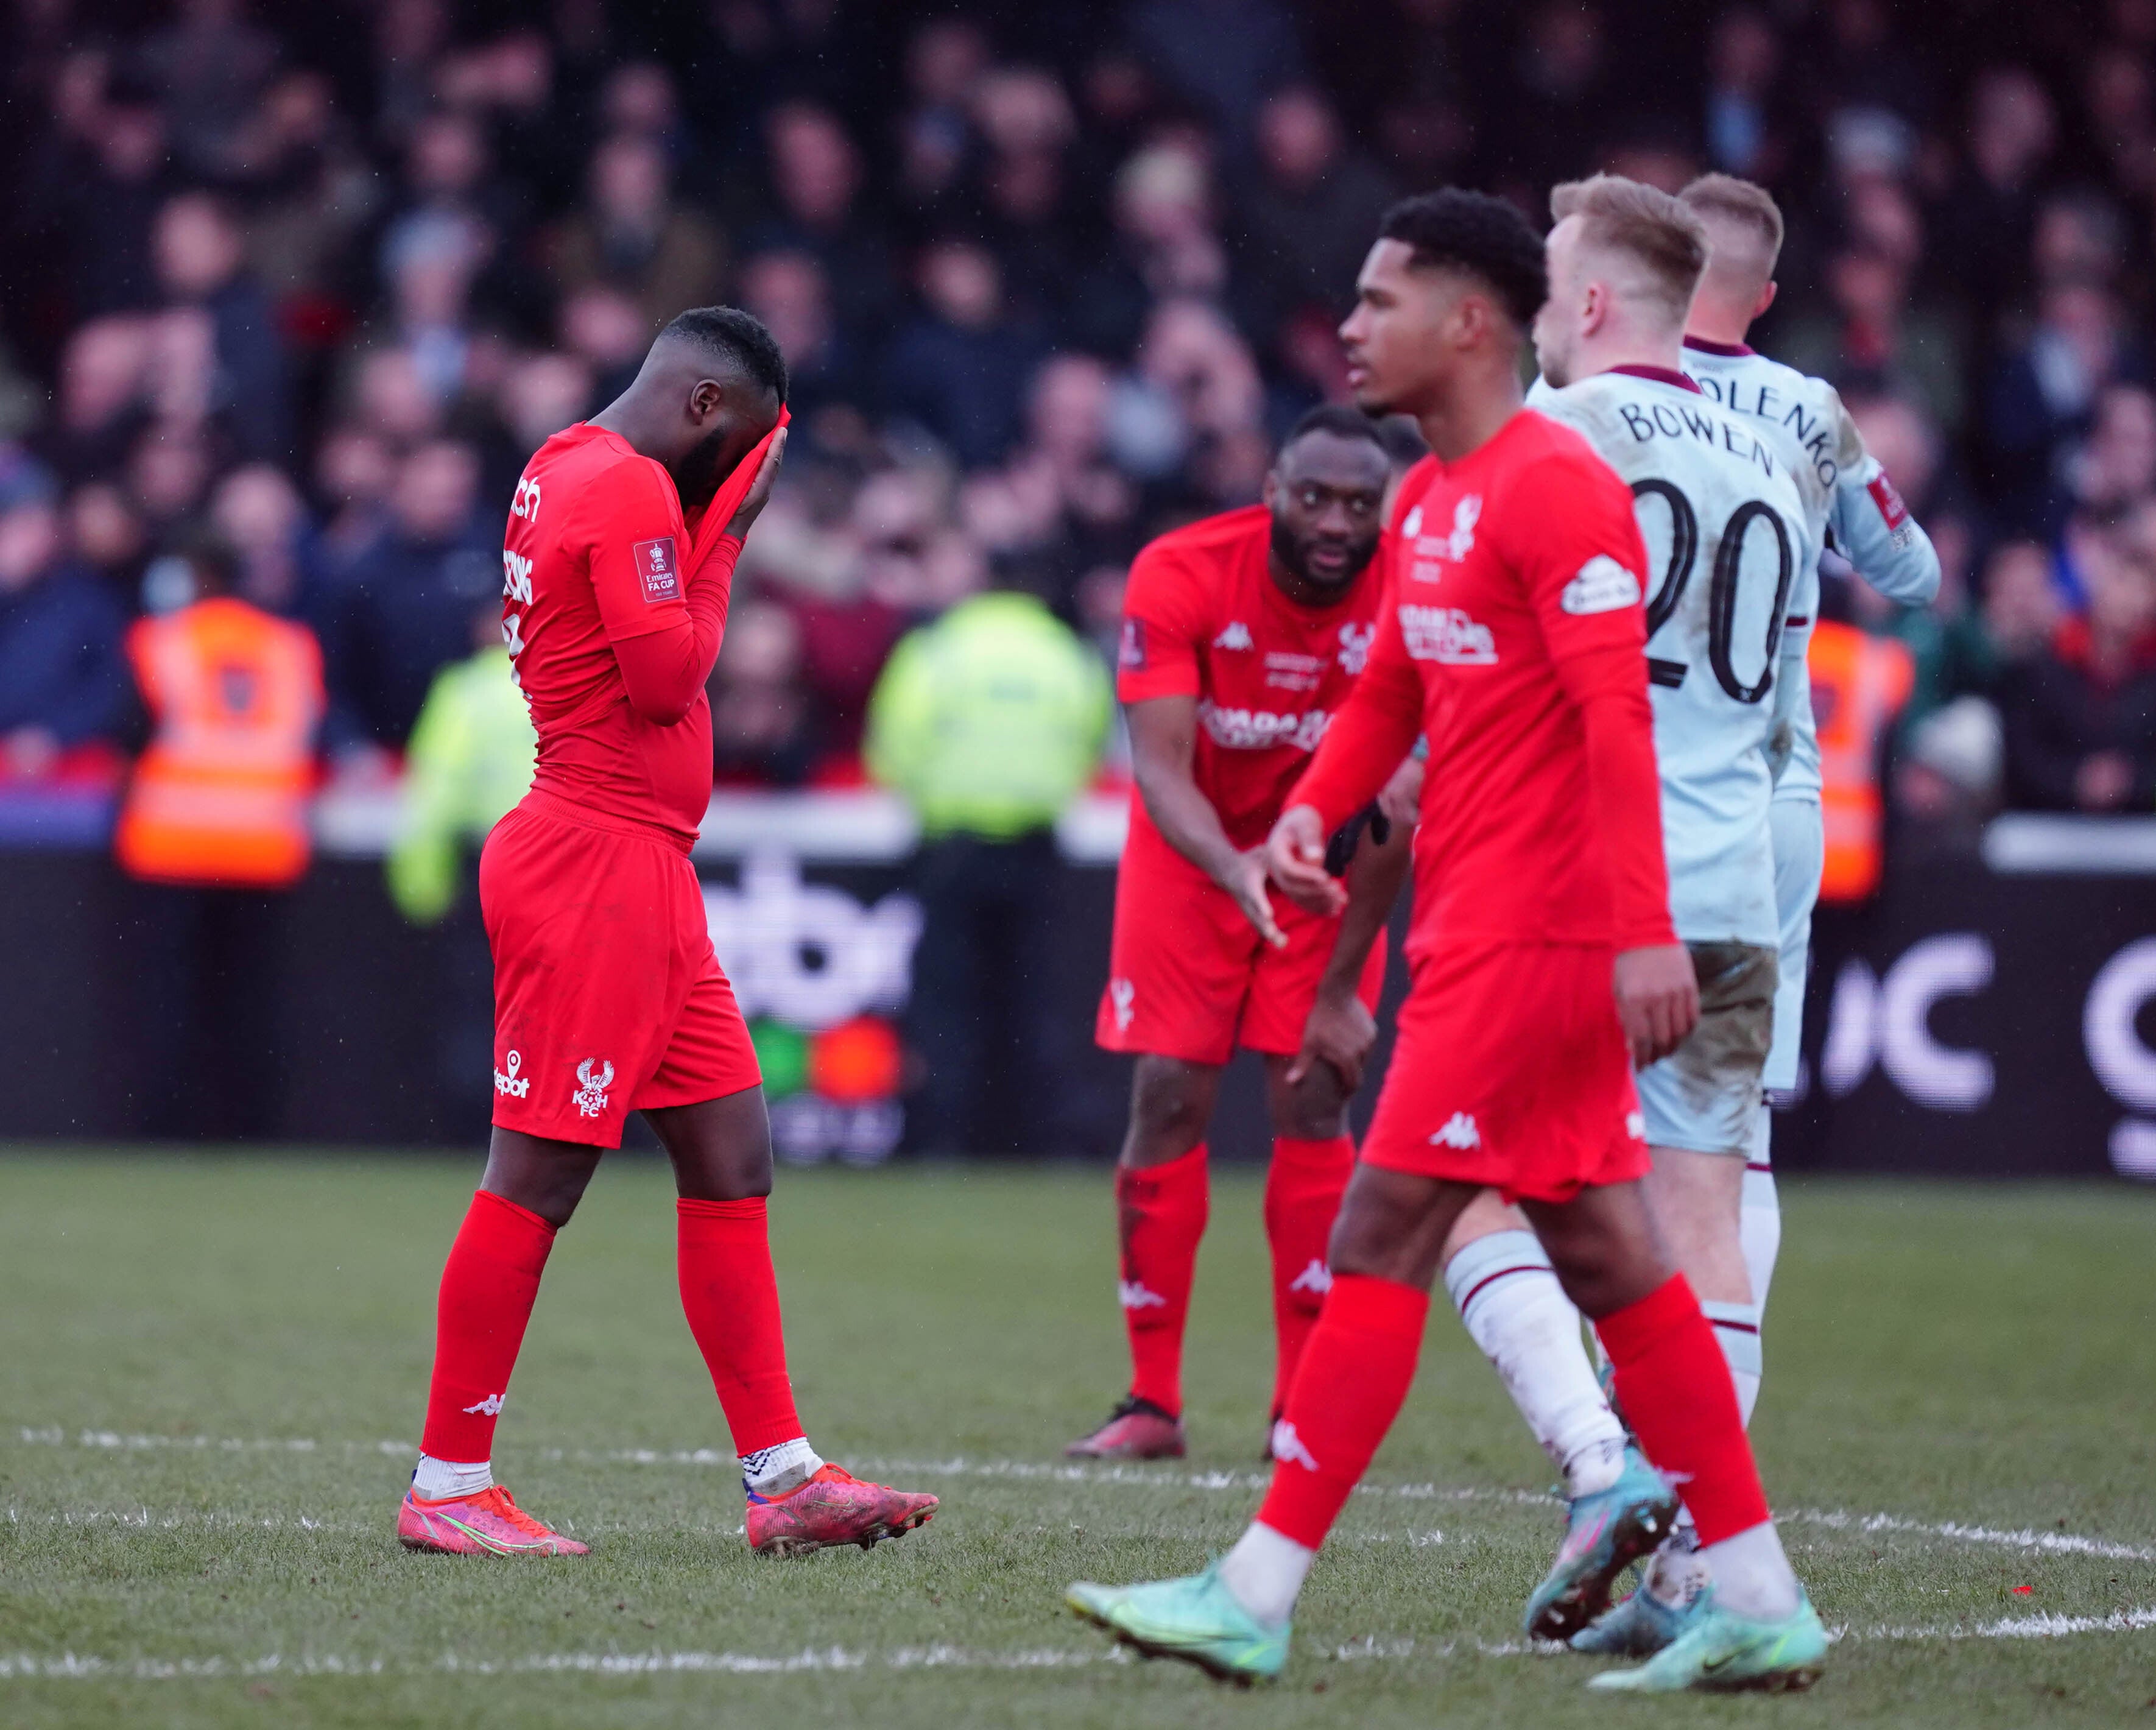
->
28 62 172 320
210 464 311 615
883 239 1048 467
737 250 859 422
865 566 1111 1156
709 596 823 787
753 102 897 341
1996 501 2156 811
548 132 727 337
150 192 293 465
0 487 128 774
1233 87 1397 341
316 440 495 748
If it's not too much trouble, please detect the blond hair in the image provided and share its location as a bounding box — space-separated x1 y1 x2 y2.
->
1549 174 1709 328
1679 173 1785 277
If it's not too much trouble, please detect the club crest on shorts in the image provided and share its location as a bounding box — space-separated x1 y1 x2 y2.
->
493 1050 530 1099
571 1057 615 1118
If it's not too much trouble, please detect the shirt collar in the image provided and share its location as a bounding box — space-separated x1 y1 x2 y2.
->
1605 363 1705 393
1682 336 1755 358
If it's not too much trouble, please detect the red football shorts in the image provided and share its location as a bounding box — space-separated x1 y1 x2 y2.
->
1095 852 1387 1066
480 793 761 1149
1359 941 1647 1202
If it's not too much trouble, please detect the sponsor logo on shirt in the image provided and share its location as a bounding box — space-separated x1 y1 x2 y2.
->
1399 604 1498 666
1197 700 1332 751
633 537 680 604
1337 621 1376 674
571 1057 615 1118
1559 554 1643 615
1213 620 1254 651
1118 616 1146 669
1264 650 1325 692
501 548 534 604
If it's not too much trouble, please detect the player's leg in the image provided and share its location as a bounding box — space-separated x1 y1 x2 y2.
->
1066 1054 1223 1458
1747 794 1823 1317
644 1081 938 1555
1528 1181 1823 1690
400 1126 601 1556
1258 1051 1355 1434
1068 1163 1476 1679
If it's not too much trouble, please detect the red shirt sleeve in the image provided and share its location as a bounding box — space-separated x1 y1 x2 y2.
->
565 456 694 644
1288 572 1421 833
1116 540 1210 704
1503 448 1676 950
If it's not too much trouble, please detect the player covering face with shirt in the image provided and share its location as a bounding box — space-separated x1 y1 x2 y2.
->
397 308 938 1562
1066 189 1825 1694
1068 408 1412 1464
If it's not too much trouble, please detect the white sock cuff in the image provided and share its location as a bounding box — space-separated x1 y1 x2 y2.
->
412 1455 493 1500
741 1436 823 1494
1442 1229 1552 1318
1702 1299 1764 1379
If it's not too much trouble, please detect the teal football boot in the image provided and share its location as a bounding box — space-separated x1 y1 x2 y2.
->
1586 1586 1828 1692
1524 1445 1681 1641
1066 1563 1289 1684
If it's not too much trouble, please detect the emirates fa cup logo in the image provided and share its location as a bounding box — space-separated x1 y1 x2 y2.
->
572 1057 615 1118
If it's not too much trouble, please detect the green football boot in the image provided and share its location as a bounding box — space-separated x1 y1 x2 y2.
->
1586 1586 1828 1692
1066 1562 1289 1684
1524 1446 1682 1641
1569 1577 1703 1656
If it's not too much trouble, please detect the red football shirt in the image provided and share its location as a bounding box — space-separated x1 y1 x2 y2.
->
1292 410 1676 957
501 423 720 847
1116 504 1387 869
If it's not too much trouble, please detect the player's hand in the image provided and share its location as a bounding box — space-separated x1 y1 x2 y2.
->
1377 754 1424 828
1221 847 1288 948
1266 804 1346 917
1613 943 1699 1069
1287 982 1376 1092
726 425 788 539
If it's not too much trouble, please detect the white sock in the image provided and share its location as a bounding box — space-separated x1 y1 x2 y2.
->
412 1455 491 1500
1742 1108 1782 1313
741 1436 823 1497
1642 1521 1708 1608
1702 1299 1763 1428
1443 1230 1627 1496
1216 1520 1314 1629
1700 1519 1802 1621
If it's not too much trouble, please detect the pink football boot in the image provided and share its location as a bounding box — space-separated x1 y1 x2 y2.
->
396 1483 589 1556
745 1465 939 1557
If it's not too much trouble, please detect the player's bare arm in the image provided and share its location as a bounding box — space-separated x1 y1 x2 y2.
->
1286 805 1412 1090
1126 693 1286 947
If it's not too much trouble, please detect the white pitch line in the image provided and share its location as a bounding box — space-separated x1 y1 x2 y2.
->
7 1611 2152 1686
16 1428 2156 1565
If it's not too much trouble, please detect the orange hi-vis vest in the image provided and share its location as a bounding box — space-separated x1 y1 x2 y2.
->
116 598 324 888
1809 618 1914 905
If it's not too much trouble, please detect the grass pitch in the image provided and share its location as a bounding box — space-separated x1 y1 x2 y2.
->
1 1152 2151 1729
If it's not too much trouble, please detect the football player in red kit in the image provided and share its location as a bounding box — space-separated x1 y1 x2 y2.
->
1067 407 1413 1461
397 307 937 1560
1068 195 1825 1692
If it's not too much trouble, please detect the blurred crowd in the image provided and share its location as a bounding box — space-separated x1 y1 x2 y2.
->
4 0 2156 824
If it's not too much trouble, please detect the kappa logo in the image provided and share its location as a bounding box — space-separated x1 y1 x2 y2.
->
1269 1420 1319 1471
1288 1259 1333 1296
1399 604 1498 666
571 1057 615 1118
493 1050 530 1099
1626 1109 1646 1140
1401 504 1423 538
1118 1279 1168 1311
632 536 680 604
1428 1112 1482 1149
1337 621 1376 674
1560 554 1643 616
461 1393 505 1417
1213 620 1254 651
1109 978 1136 1032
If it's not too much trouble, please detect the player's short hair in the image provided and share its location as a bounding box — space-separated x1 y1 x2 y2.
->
1282 404 1387 454
1549 174 1709 328
1377 189 1548 330
1679 173 1786 273
659 305 789 404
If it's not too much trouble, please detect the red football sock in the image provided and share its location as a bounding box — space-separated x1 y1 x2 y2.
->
1116 1144 1210 1416
1264 1135 1355 1416
1254 1273 1428 1549
677 1197 805 1457
1598 1273 1772 1544
419 1189 556 1464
